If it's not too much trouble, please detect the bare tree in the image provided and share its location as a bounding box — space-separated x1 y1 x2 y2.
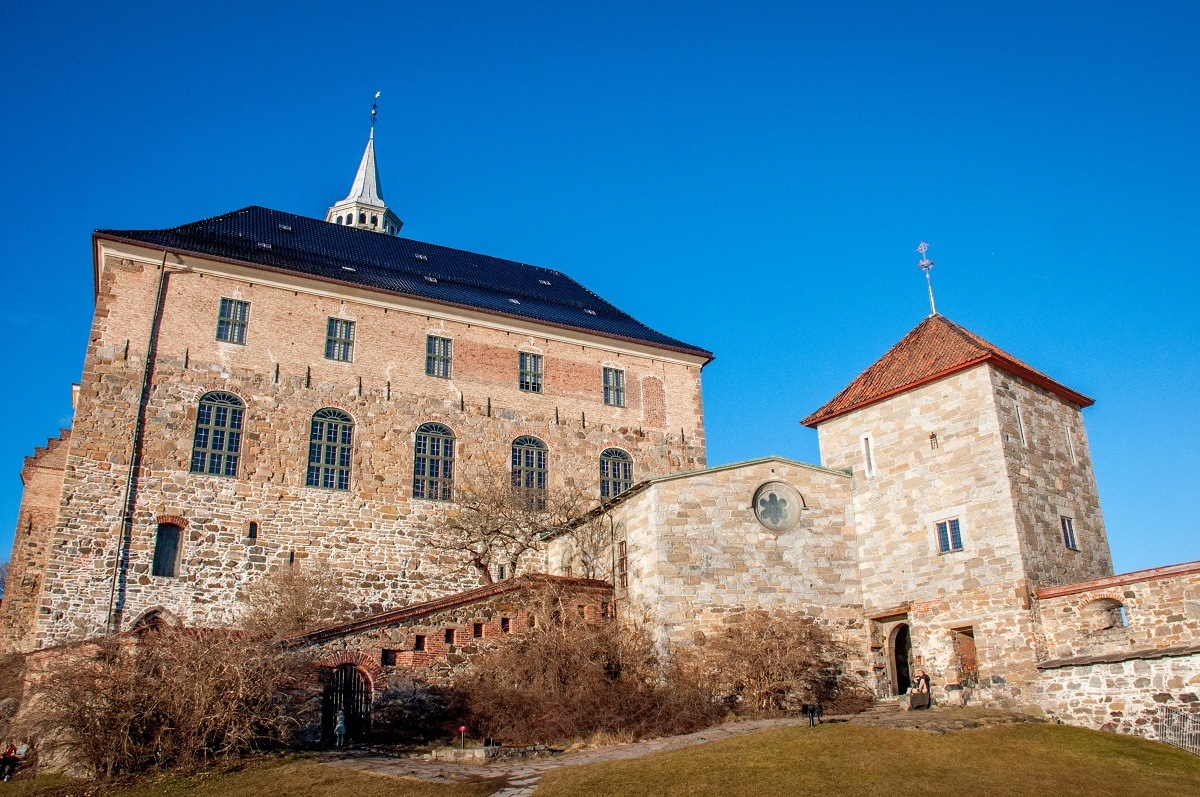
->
239 562 356 638
0 559 8 596
435 471 605 584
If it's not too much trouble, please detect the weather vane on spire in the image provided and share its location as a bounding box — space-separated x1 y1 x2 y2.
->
371 91 381 129
916 242 937 316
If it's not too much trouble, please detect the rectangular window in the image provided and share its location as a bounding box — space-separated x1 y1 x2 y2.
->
617 540 628 589
473 622 484 639
603 367 626 407
413 634 426 652
425 335 453 378
381 649 398 666
935 518 963 553
496 563 508 581
444 628 456 646
1061 515 1078 550
1065 423 1077 464
519 352 543 393
861 435 875 477
325 318 355 362
501 617 511 633
1015 404 1028 446
215 298 250 344
151 523 182 577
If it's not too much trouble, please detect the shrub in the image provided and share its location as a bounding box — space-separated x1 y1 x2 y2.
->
453 592 718 745
240 563 356 638
21 629 310 778
687 609 870 714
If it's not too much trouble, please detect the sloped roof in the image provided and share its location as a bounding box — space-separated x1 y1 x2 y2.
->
336 130 386 207
95 206 712 361
802 314 1093 427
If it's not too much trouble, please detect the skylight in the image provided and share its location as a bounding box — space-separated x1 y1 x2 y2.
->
424 276 438 284
509 299 520 305
415 253 429 261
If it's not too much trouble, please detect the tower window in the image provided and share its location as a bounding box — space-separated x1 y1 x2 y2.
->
413 423 455 501
215 298 250 344
1060 515 1078 550
1065 423 1077 464
1015 404 1028 446
600 448 633 500
358 213 366 224
445 628 455 646
603 367 626 407
425 335 453 378
307 408 353 490
325 318 355 362
370 214 378 226
861 435 876 477
519 352 543 393
413 634 426 652
935 518 963 554
190 391 244 477
617 540 628 588
247 521 259 541
151 523 183 578
336 215 343 225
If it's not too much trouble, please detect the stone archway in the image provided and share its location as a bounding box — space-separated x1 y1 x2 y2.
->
889 623 914 696
322 664 372 745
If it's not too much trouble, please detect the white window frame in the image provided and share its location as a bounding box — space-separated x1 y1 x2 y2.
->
1058 508 1079 551
860 434 876 478
928 505 968 556
1064 422 1077 464
1015 404 1028 446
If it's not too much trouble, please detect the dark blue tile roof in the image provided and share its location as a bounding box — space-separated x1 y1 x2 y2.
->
96 206 712 361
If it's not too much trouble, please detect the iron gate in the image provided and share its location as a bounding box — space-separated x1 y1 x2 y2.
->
322 664 372 745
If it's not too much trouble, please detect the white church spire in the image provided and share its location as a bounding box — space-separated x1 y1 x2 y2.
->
326 92 403 235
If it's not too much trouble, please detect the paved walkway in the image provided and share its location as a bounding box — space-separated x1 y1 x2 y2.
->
316 707 1039 796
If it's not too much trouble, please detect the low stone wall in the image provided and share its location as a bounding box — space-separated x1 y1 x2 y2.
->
1032 652 1200 738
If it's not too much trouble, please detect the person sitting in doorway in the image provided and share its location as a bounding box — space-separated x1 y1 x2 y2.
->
0 741 17 781
911 670 932 709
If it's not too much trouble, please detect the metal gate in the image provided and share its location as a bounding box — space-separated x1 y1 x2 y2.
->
322 664 372 745
1158 706 1200 755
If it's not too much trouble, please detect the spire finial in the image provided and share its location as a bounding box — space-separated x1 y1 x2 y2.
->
371 91 380 135
916 241 937 316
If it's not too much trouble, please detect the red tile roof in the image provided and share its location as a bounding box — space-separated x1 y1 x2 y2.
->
801 314 1093 427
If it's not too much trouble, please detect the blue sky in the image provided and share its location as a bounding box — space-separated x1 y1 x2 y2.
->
0 2 1196 573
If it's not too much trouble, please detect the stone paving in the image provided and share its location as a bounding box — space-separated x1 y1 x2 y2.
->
316 707 1041 796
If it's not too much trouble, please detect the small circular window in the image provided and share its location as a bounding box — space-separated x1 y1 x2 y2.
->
752 481 804 533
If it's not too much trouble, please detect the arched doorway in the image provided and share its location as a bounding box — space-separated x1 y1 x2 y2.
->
891 624 913 696
322 664 372 745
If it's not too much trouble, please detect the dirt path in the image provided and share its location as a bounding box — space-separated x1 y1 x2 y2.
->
316 707 1041 796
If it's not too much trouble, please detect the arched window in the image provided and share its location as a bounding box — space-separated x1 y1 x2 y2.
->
413 423 455 501
1083 598 1128 632
336 215 343 225
600 448 633 499
511 436 547 491
307 408 353 490
190 391 244 476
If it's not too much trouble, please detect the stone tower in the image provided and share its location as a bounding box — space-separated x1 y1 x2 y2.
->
325 125 403 236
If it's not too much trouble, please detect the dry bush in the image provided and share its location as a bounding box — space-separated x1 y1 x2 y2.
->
239 563 356 638
453 590 718 745
0 559 8 595
21 629 310 778
686 609 870 714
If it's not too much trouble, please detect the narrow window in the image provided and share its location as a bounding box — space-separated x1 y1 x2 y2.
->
1015 404 1027 446
425 335 453 378
1060 515 1078 550
501 617 511 633
151 523 183 577
307 408 353 490
336 215 343 224
358 213 366 224
1065 423 1077 464
603 367 626 407
518 352 543 393
215 298 250 344
413 423 455 501
935 518 963 553
190 391 244 477
496 562 508 581
600 448 633 499
325 318 355 362
861 435 875 477
445 628 455 646
381 649 398 666
473 622 483 639
247 521 258 541
370 214 378 226
413 634 426 652
617 540 628 588
511 436 548 492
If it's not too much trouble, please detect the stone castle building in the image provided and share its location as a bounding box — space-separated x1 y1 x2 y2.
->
2 124 1197 740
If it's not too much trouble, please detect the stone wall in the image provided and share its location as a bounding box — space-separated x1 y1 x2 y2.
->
990 368 1111 589
18 240 705 651
0 432 71 653
1033 654 1200 738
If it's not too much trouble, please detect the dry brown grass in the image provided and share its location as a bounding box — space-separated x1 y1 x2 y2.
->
535 721 1200 797
0 758 497 797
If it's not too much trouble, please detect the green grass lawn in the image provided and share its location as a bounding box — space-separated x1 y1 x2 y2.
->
0 758 497 797
536 722 1200 797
